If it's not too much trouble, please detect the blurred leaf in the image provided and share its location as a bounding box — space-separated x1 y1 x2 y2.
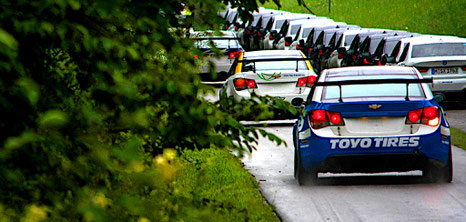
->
38 110 68 128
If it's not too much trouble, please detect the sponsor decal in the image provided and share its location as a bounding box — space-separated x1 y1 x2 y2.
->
442 140 450 145
257 72 282 81
329 137 420 150
299 129 311 139
283 74 305 77
441 126 450 136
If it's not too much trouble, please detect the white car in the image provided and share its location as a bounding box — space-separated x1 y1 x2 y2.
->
326 29 387 68
220 50 317 109
287 22 347 51
191 31 243 85
262 14 316 50
392 36 466 101
275 18 334 50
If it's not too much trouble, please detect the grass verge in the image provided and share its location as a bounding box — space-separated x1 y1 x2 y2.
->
261 0 465 37
451 127 466 151
178 148 278 221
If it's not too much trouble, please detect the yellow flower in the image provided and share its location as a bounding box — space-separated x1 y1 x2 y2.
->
163 148 177 161
138 217 151 222
22 205 48 222
93 193 109 208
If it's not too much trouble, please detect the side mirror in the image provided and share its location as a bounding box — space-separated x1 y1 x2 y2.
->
386 56 396 63
284 36 293 43
381 54 388 65
337 47 346 54
434 94 446 103
299 39 305 46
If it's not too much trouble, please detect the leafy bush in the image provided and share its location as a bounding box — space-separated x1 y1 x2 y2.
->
0 0 285 221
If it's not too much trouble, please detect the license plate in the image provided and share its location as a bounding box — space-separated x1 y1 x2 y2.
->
432 67 458 74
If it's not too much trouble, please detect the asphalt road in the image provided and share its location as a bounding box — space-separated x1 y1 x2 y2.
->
241 125 466 222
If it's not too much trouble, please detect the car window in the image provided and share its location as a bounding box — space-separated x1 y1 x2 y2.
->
399 43 410 62
322 75 425 101
290 24 301 35
344 34 357 47
411 43 466 58
385 41 400 56
242 60 308 71
324 32 335 46
275 20 286 30
194 39 240 49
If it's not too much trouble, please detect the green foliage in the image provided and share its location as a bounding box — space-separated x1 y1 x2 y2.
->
451 127 466 151
0 0 290 221
261 0 465 37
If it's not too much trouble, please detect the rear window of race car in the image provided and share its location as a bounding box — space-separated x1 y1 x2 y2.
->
242 60 309 71
322 74 426 102
194 39 241 49
411 43 466 58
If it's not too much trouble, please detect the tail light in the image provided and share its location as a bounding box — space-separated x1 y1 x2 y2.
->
363 58 370 64
462 66 466 71
296 44 303 50
269 35 275 40
285 41 292 46
406 106 440 127
226 25 230 30
233 78 257 91
257 31 262 37
352 55 356 60
378 61 382 66
309 110 345 129
338 53 344 59
416 67 428 72
297 76 317 87
246 30 252 35
194 54 199 59
319 50 323 55
235 26 239 31
229 51 242 59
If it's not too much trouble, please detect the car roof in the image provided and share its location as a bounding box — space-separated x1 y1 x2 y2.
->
273 13 315 20
243 50 304 59
402 35 466 45
324 66 418 78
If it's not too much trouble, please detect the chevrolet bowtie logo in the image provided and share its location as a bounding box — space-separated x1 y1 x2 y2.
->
369 104 382 110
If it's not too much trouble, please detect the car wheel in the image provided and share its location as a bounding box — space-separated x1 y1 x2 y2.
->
294 147 305 185
423 147 453 183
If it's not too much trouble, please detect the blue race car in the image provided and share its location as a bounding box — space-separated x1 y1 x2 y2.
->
293 66 452 184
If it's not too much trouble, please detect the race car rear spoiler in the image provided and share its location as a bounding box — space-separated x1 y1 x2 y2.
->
238 58 312 72
314 78 433 102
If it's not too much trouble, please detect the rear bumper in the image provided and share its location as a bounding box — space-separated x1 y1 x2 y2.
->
298 127 450 173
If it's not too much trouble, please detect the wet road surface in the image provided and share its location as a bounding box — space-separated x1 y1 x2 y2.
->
242 126 466 222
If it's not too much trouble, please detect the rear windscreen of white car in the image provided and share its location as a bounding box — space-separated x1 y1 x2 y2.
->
411 43 466 58
322 75 425 101
194 39 240 49
243 60 308 71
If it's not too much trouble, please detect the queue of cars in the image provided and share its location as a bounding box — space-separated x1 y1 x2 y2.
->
197 6 463 184
221 7 466 103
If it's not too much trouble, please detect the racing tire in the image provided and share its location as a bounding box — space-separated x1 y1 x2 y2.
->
423 148 453 183
294 148 305 185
